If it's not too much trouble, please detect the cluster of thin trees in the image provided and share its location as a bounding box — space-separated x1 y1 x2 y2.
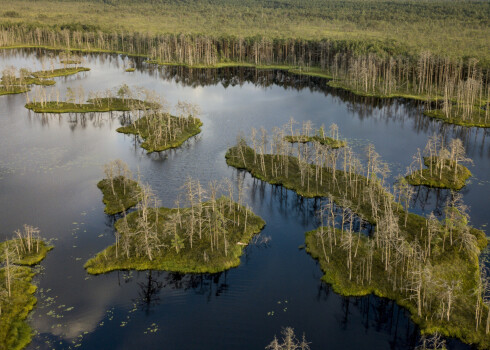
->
103 159 135 197
228 122 489 332
1 66 37 92
1 225 43 311
315 189 487 328
266 327 310 350
336 53 489 122
407 134 472 182
123 100 201 150
107 170 253 263
231 119 390 204
1 24 488 122
26 84 159 109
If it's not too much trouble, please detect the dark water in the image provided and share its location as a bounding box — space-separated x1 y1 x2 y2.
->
0 49 488 350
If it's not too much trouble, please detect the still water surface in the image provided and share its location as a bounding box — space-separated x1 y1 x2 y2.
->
0 49 488 349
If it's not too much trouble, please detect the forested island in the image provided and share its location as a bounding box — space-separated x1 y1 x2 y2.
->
0 226 52 350
86 164 265 274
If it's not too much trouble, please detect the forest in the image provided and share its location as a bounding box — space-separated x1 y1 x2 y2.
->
1 1 489 126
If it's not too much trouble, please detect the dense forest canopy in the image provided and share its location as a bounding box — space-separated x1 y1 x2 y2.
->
1 0 489 63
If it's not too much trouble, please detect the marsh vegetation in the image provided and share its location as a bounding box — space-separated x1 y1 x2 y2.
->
86 175 265 274
0 225 52 350
226 122 489 347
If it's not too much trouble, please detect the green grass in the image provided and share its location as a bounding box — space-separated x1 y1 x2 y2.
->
116 115 202 154
0 239 52 350
406 157 472 190
125 68 135 72
84 198 266 274
31 67 90 78
97 176 141 215
1 76 55 96
146 59 333 78
25 98 159 113
424 108 490 128
1 0 489 64
284 135 346 149
327 80 441 102
60 59 82 65
0 86 30 95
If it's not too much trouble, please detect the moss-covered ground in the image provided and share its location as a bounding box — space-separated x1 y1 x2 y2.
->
84 198 265 274
25 98 159 113
1 67 89 96
424 108 490 128
406 157 472 190
97 176 141 215
284 135 346 149
116 115 202 153
31 67 90 78
0 240 52 350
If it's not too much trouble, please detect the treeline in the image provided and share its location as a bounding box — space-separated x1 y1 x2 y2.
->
1 22 488 125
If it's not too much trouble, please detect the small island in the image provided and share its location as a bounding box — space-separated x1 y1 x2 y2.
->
30 67 90 79
25 98 158 113
86 177 265 274
97 160 141 215
24 84 161 113
1 66 90 96
117 112 202 153
406 135 472 190
0 225 52 350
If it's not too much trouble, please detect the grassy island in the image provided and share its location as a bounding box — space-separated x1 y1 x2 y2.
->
305 221 489 348
284 135 345 149
284 121 346 149
0 226 52 350
97 159 141 215
117 112 202 153
25 97 159 113
86 176 265 274
406 135 472 190
406 157 472 190
31 67 90 79
1 66 90 96
1 76 54 96
125 68 135 72
98 176 141 215
226 129 490 348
